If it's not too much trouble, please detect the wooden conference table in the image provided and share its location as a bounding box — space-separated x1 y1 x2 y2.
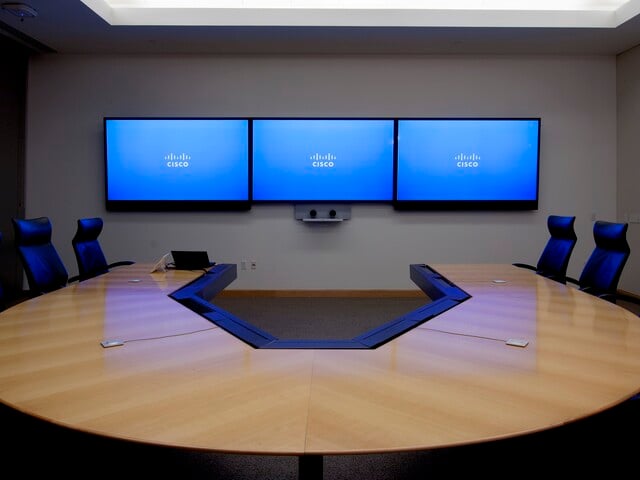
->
1 263 640 478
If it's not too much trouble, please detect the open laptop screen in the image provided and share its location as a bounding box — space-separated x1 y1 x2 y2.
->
170 251 214 270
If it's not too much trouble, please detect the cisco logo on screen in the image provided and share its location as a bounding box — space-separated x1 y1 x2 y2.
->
310 153 336 168
455 153 480 168
165 153 191 168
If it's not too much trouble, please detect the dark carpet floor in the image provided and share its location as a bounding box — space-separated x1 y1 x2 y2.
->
211 296 429 340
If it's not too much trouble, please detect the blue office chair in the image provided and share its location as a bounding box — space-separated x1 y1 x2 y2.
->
12 217 75 296
566 220 631 302
513 215 577 283
72 217 134 281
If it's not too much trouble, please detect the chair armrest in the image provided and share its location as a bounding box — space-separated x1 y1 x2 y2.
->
615 292 640 306
565 276 580 286
107 260 136 269
512 263 537 272
598 292 640 312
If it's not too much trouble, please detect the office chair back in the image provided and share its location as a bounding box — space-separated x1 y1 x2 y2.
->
535 215 577 281
513 215 577 283
577 221 630 296
72 217 134 281
72 217 109 280
12 217 69 296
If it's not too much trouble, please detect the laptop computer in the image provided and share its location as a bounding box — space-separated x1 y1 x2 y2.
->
170 250 215 270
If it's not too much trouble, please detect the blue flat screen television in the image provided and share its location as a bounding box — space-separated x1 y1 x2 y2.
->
252 118 395 202
394 118 540 210
104 118 251 211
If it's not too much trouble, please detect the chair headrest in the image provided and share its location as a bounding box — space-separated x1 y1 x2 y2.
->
547 215 577 240
73 217 104 243
593 221 629 253
12 217 53 246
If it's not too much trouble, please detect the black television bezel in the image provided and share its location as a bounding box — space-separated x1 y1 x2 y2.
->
393 117 541 211
104 117 252 212
250 117 397 204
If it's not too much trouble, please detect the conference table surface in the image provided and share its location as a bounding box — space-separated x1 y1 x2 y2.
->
1 263 639 457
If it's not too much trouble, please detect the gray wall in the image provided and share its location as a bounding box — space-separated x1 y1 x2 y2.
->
25 54 623 291
617 44 640 294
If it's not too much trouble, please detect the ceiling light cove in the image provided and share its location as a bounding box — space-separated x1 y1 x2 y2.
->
81 0 640 28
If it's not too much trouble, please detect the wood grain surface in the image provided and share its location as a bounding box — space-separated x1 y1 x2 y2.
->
1 263 639 456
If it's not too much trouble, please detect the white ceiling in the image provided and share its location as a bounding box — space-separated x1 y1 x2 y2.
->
1 0 640 54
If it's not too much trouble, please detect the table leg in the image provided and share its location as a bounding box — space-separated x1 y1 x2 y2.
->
298 454 323 480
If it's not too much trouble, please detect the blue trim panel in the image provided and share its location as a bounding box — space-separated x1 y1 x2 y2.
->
203 307 277 348
169 263 471 350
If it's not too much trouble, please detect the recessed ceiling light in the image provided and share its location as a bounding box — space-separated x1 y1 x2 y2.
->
1 2 38 20
80 0 640 28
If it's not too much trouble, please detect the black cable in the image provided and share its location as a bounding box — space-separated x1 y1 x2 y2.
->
102 326 217 347
423 326 506 343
